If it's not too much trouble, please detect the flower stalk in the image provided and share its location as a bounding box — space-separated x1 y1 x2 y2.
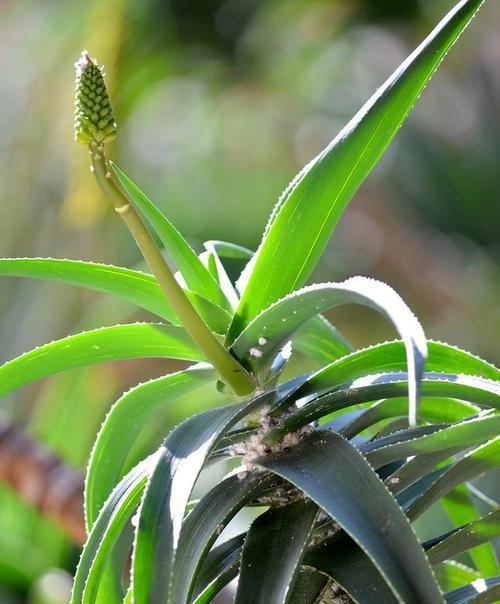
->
75 51 255 396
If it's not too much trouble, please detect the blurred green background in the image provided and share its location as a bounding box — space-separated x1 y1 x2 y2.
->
0 0 499 601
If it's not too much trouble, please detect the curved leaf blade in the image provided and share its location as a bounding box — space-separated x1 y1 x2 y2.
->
342 397 479 439
305 534 399 604
85 365 216 529
273 372 500 439
257 430 444 604
0 323 204 398
232 277 427 424
230 0 485 337
363 415 500 470
0 257 178 323
405 437 500 521
191 535 244 604
425 509 500 566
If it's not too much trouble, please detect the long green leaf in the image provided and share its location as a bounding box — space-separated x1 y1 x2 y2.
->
342 397 479 438
405 437 500 521
235 502 318 604
231 277 427 424
257 430 444 604
294 341 499 399
230 0 485 338
284 570 327 604
364 415 500 470
441 486 499 578
111 163 229 310
425 509 500 565
0 258 178 323
0 323 204 398
132 391 280 604
85 365 216 529
270 372 500 439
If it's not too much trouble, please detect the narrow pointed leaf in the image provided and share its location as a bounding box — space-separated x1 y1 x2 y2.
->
441 486 499 577
230 0 485 338
363 414 500 469
85 365 216 528
235 502 318 604
284 570 327 604
0 323 204 398
257 430 444 604
294 341 499 399
111 163 229 310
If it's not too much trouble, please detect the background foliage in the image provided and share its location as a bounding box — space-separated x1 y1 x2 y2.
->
0 0 499 602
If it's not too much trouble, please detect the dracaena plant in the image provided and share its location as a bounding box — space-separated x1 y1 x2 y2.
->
1 0 499 602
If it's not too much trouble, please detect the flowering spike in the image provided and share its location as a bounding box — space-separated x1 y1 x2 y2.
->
74 51 117 146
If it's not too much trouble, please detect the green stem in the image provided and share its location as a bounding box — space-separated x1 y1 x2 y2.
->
89 144 255 396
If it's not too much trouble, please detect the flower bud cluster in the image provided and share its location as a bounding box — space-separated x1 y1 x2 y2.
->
74 51 116 145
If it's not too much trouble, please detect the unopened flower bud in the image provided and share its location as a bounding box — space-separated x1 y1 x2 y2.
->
74 51 117 146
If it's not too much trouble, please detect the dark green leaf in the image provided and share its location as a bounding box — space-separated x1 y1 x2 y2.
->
173 472 275 604
445 577 500 604
191 534 244 604
272 372 500 439
364 414 500 469
257 430 444 603
235 502 318 604
342 397 479 439
305 534 399 604
425 509 500 565
406 437 500 521
132 391 279 604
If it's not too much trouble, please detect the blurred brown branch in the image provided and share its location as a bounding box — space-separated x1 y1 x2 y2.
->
0 414 86 546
